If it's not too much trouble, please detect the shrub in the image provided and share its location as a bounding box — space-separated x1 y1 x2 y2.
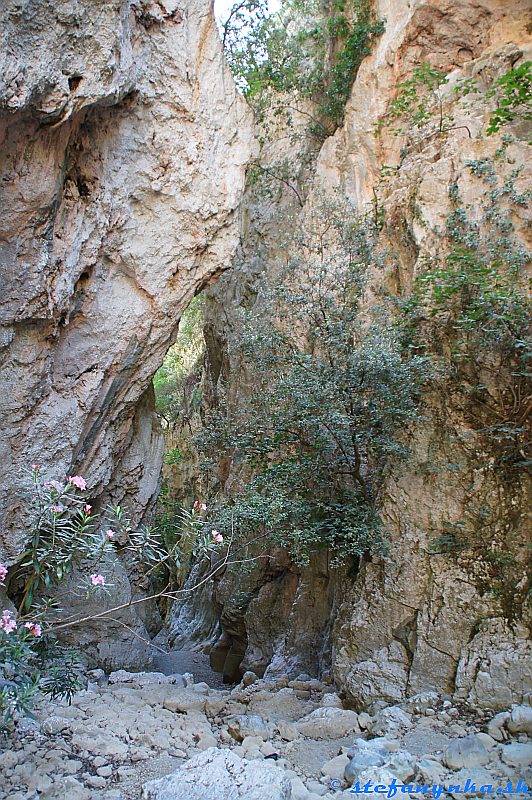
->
198 197 430 564
0 466 222 726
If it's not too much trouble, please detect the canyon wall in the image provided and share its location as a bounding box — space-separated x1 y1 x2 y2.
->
0 0 253 665
169 0 531 709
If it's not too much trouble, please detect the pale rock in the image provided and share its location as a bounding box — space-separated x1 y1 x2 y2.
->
42 716 71 735
193 682 211 693
344 750 385 785
86 776 107 789
369 707 412 737
475 733 497 751
500 742 532 769
0 0 253 667
358 713 371 730
405 692 442 713
321 693 343 708
444 736 490 770
141 748 291 799
487 712 510 742
227 714 272 742
197 733 218 751
71 733 128 757
278 721 300 741
243 672 259 687
507 705 532 736
446 768 499 797
455 622 532 711
296 707 359 739
416 757 447 784
307 780 328 796
347 766 397 792
290 776 312 800
108 671 182 687
321 754 349 781
40 777 92 800
385 750 417 781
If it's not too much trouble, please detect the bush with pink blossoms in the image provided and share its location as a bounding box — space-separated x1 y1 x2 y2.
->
0 466 225 727
14 466 122 611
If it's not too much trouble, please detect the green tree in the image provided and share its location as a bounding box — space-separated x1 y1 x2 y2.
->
198 198 429 564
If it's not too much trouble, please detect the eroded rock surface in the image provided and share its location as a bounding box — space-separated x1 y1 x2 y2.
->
167 0 531 707
0 0 253 549
0 0 253 664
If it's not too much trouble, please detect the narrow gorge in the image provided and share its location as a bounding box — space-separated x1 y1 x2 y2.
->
0 0 530 798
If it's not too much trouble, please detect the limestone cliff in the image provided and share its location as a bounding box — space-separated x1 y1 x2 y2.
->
169 0 531 709
0 0 253 664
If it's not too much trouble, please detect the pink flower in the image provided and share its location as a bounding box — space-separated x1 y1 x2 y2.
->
0 564 7 587
105 529 115 540
90 574 105 587
31 463 37 470
193 500 199 509
0 610 17 634
68 475 87 491
211 530 223 544
201 503 207 511
84 504 92 513
49 480 64 492
24 621 42 638
51 505 64 514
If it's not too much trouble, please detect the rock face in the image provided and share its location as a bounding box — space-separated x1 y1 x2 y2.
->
0 0 253 662
0 0 252 550
168 0 531 707
142 748 292 800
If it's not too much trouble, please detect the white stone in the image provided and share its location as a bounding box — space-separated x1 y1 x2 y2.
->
296 707 359 739
141 748 291 799
444 736 490 770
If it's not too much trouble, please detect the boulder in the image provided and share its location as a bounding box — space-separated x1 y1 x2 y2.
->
445 768 499 797
507 705 532 736
345 750 385 785
385 750 417 781
321 754 350 781
142 748 291 799
369 707 412 737
296 708 360 739
500 742 532 769
416 757 446 784
444 736 490 770
487 712 510 742
227 715 272 742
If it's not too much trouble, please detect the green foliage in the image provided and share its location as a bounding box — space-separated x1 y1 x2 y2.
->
375 63 449 136
400 164 531 468
16 470 116 613
221 0 384 138
153 294 205 424
198 197 430 564
1 465 221 727
376 59 532 142
487 61 532 136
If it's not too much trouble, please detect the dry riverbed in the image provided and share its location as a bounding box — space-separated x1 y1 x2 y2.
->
1 667 531 800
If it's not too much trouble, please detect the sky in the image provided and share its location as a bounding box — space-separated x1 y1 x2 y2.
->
213 0 281 23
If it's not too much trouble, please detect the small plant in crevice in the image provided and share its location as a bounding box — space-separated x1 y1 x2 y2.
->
428 489 530 624
486 60 532 136
375 58 532 147
196 196 431 565
398 162 531 471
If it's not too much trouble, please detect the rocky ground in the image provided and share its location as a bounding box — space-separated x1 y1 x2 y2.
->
1 665 531 800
